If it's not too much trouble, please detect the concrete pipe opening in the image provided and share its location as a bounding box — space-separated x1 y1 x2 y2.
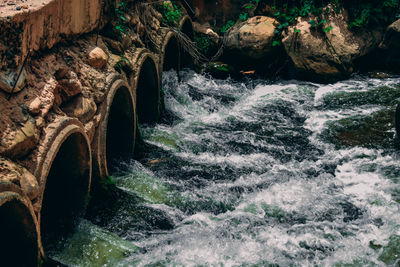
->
163 33 180 72
179 16 194 68
0 192 39 267
39 123 91 251
93 79 136 179
106 85 135 170
180 16 194 41
136 56 160 123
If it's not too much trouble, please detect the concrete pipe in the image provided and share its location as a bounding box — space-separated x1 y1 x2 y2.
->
160 30 180 72
131 50 161 124
0 188 41 267
34 117 92 252
93 78 136 178
179 15 194 68
179 15 194 41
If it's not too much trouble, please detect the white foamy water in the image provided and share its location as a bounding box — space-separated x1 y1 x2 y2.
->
52 71 400 266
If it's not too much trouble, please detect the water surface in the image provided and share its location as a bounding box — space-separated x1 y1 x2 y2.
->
51 71 400 266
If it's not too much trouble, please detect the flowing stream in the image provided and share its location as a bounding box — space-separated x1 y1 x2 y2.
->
50 70 400 266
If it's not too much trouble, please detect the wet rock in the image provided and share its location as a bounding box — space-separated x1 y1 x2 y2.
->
224 16 278 62
88 47 108 69
380 19 400 68
282 8 383 81
205 62 232 79
0 119 39 159
0 157 39 200
0 67 27 94
370 72 389 79
62 95 97 123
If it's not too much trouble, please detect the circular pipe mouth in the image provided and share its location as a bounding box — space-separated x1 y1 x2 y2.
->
136 55 160 124
0 192 40 267
163 34 180 72
180 15 194 40
179 16 194 68
106 85 135 171
35 119 91 252
93 79 136 179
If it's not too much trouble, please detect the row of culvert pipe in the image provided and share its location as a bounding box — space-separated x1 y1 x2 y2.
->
0 16 193 266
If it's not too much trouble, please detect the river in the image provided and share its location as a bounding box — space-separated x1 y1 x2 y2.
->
49 70 400 266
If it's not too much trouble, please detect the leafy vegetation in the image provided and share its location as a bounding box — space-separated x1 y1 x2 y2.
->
345 0 400 29
114 1 129 39
158 1 182 27
266 0 400 45
194 34 213 55
220 20 235 34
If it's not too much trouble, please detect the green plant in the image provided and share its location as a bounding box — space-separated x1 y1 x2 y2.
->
194 34 213 55
114 1 128 39
346 0 400 29
100 176 116 191
239 12 248 21
159 1 182 27
220 20 235 33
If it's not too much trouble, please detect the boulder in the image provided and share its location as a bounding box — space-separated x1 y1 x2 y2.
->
380 19 400 68
282 9 383 81
88 47 108 69
0 157 39 200
224 16 278 62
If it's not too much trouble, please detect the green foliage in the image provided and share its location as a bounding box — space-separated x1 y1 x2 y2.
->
114 1 128 39
194 34 213 55
346 0 400 29
271 1 339 45
220 20 235 33
159 1 182 27
100 176 116 191
239 13 248 21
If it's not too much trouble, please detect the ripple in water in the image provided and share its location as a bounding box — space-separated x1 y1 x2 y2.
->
52 71 400 266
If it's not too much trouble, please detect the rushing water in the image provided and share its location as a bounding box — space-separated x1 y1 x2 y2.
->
51 70 400 266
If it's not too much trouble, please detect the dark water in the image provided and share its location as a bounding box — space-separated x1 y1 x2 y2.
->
51 71 400 266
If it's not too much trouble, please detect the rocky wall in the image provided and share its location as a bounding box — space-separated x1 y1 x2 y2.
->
0 0 193 264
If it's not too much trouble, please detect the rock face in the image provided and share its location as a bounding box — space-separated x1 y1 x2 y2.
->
282 9 383 81
224 16 278 63
88 47 108 69
380 19 400 68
